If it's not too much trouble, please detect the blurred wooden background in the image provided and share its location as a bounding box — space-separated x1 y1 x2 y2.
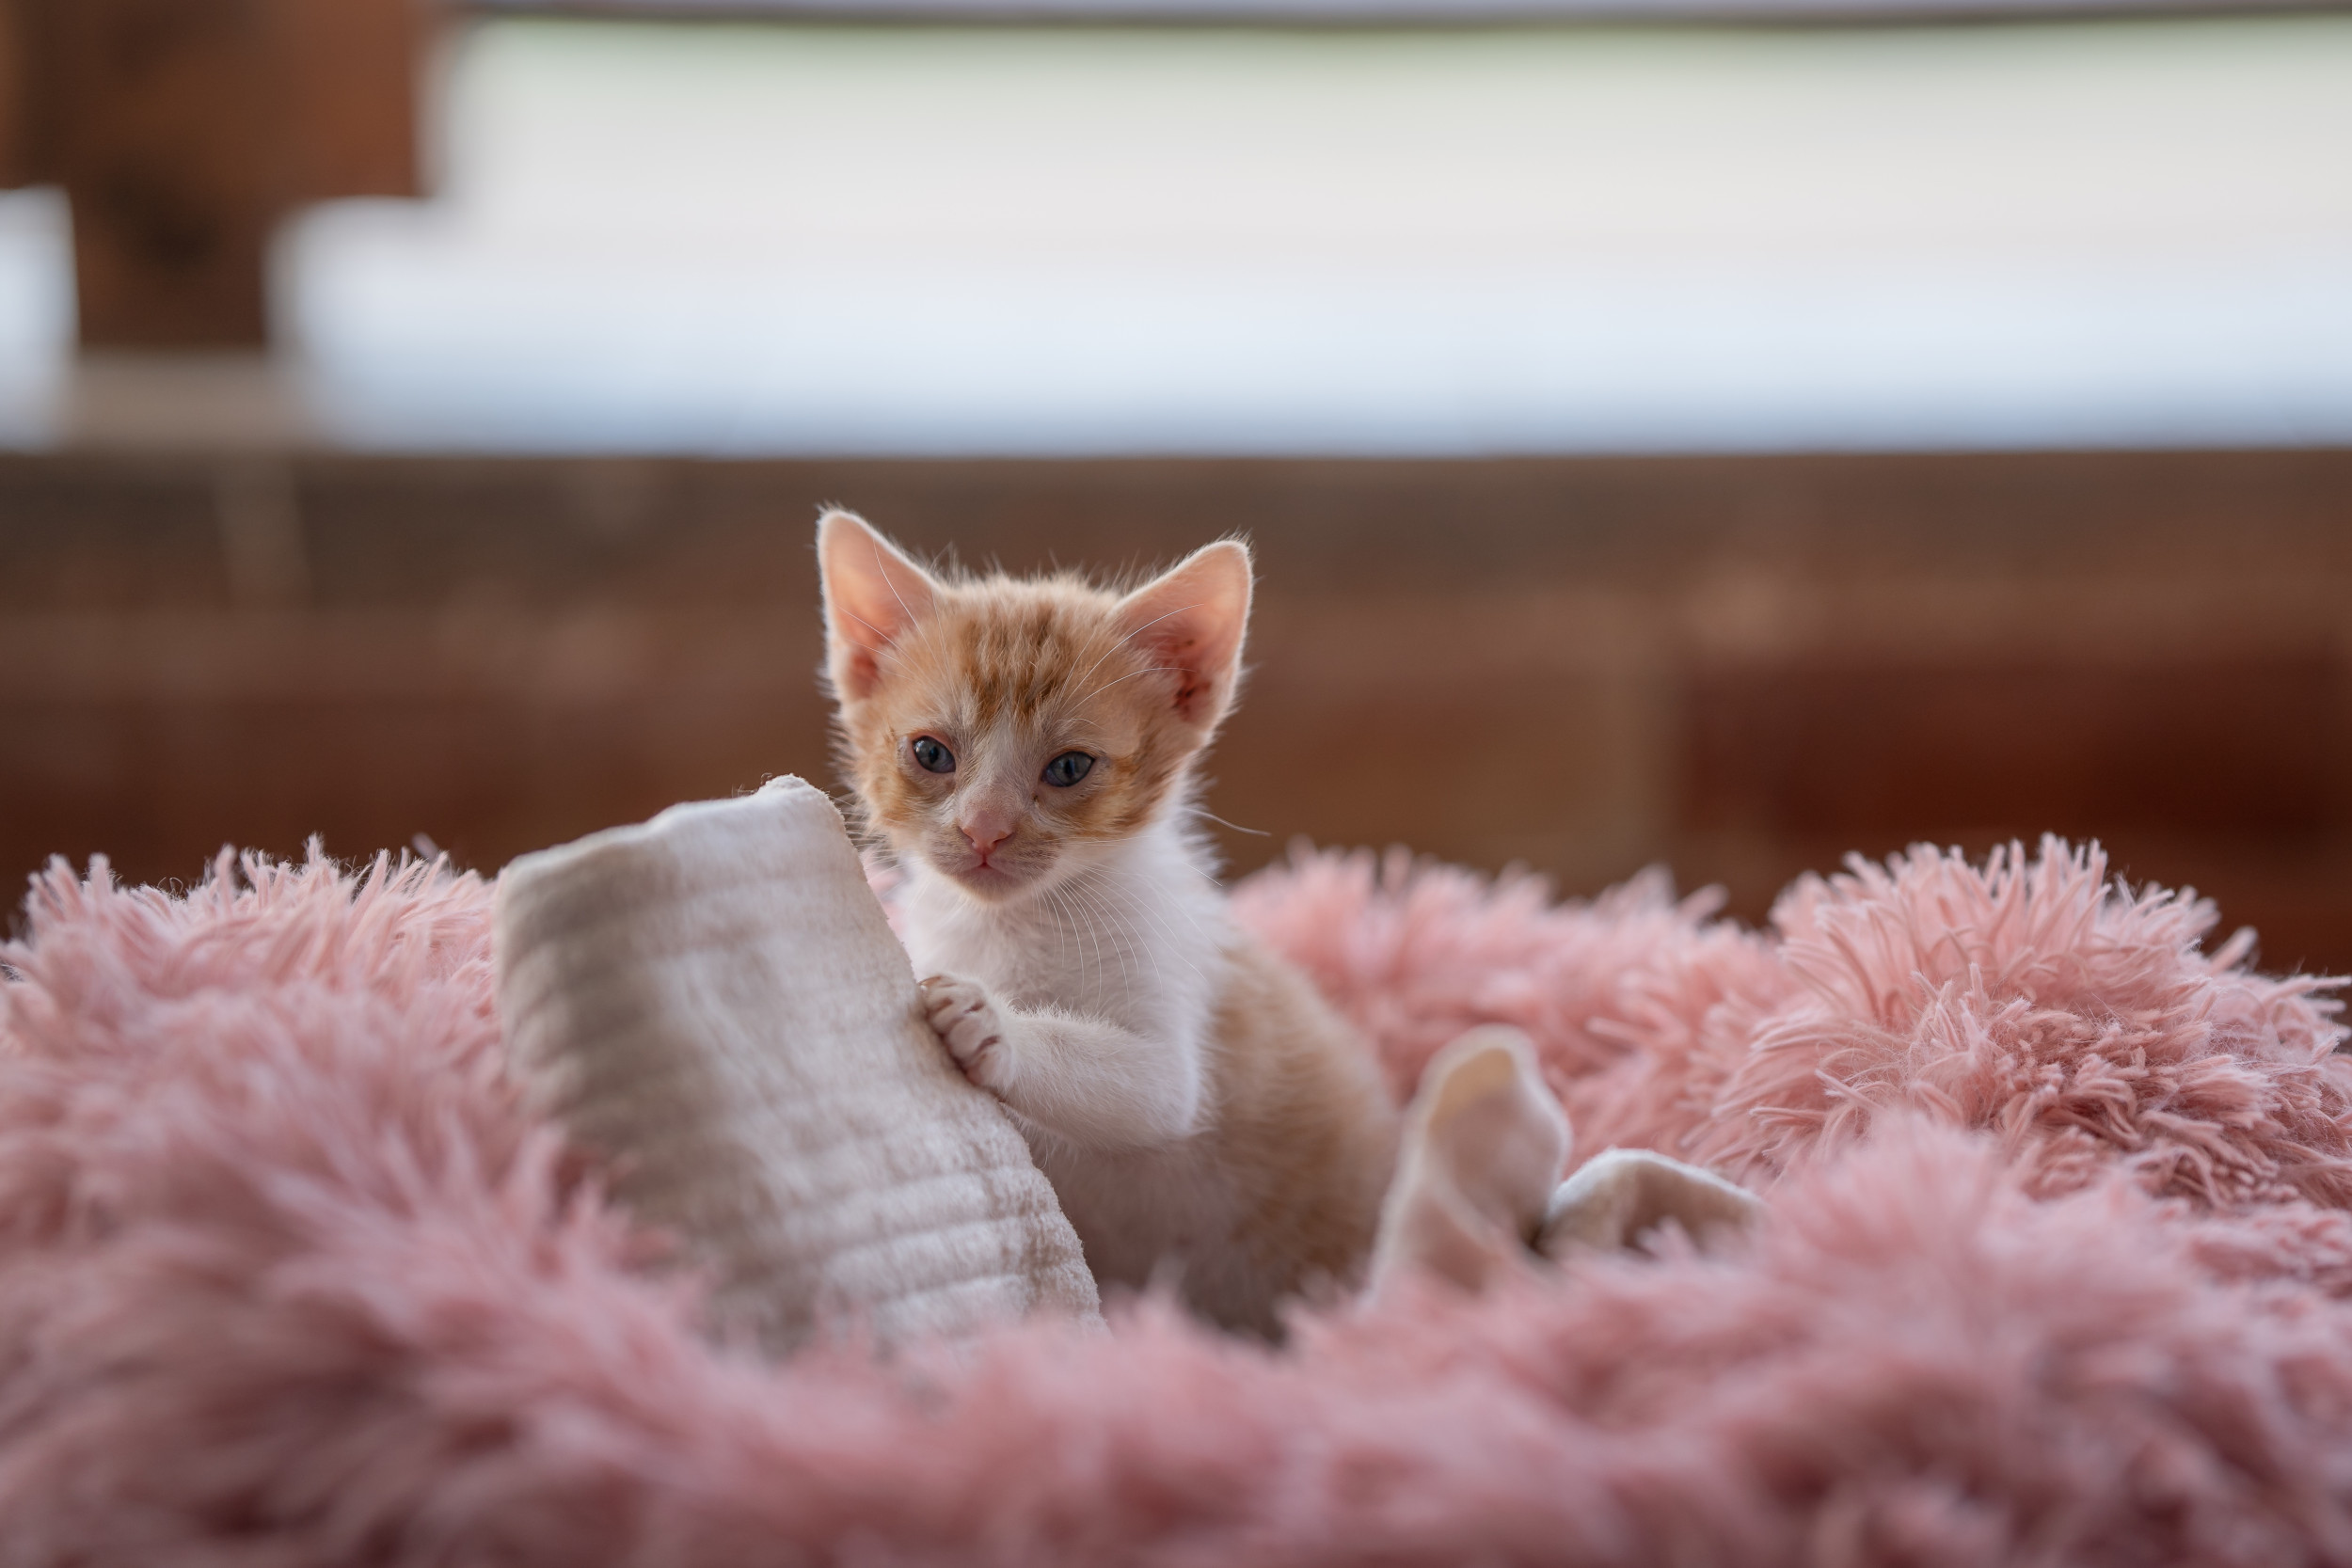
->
6 447 2351 971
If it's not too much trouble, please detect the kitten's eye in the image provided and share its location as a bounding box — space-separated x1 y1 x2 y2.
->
1042 751 1095 787
910 736 956 774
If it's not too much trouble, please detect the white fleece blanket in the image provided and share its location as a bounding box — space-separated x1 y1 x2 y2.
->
494 776 1101 1353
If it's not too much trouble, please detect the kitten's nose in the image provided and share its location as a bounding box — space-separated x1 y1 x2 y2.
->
959 813 1016 860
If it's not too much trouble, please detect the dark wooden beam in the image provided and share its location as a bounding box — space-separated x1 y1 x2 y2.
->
6 449 2352 971
281 0 427 202
1 0 426 348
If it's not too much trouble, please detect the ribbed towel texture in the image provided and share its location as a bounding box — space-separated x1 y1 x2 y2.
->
495 776 1101 1352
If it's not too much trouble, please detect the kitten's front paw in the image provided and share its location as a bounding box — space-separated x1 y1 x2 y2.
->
919 973 1013 1092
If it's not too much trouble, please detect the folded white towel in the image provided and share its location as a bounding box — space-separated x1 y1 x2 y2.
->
495 776 1101 1353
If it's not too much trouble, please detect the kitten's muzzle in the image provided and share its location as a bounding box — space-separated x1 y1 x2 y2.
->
942 852 1039 900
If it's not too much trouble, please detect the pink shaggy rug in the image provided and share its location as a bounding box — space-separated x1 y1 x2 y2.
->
5 836 2352 1565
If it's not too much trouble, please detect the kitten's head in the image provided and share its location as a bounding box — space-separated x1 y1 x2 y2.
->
817 509 1252 904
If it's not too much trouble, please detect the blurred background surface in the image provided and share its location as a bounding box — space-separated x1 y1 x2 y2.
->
8 13 2352 451
4 0 2351 969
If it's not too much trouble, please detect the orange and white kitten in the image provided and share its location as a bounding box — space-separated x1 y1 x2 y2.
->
818 510 1398 1337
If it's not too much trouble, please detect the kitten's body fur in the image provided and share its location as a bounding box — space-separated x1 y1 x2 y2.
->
818 512 1396 1336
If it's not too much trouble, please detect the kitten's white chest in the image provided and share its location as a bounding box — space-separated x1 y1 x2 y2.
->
897 819 1248 1296
899 821 1226 1046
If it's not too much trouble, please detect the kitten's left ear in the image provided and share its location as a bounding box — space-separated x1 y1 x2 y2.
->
1115 539 1252 735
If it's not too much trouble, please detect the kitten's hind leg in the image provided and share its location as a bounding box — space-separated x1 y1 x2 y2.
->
1367 1026 1569 1298
1537 1148 1762 1259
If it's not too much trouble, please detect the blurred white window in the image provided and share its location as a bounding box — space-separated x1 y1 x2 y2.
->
4 11 2349 452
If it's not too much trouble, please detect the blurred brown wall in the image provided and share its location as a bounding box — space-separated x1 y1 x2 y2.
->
5 449 2350 971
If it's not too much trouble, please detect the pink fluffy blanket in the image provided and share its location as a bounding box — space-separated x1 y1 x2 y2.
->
4 836 2351 1565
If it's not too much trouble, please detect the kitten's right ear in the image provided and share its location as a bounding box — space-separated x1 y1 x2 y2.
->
818 510 939 704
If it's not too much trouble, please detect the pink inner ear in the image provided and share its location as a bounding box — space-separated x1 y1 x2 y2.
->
1118 546 1250 725
1126 612 1224 723
826 611 893 704
835 643 884 703
818 514 938 699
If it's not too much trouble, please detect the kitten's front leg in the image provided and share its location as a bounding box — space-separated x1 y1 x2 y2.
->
920 973 1014 1092
917 973 1200 1149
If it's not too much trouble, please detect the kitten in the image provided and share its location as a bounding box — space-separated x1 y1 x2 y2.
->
817 510 1399 1337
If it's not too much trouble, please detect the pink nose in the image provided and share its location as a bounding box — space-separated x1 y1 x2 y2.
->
961 816 1015 858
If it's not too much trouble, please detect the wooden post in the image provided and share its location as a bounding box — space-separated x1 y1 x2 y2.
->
0 0 427 349
0 0 56 192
